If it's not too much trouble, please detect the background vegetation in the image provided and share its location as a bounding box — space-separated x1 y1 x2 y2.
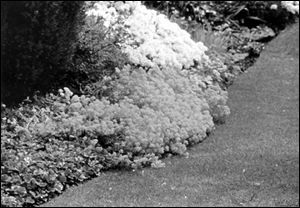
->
1 1 85 105
1 1 129 107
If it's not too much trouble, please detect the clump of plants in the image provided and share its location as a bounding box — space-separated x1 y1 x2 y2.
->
73 12 129 87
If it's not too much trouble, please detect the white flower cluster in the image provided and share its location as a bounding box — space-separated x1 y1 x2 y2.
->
110 65 214 154
86 1 210 70
281 1 299 14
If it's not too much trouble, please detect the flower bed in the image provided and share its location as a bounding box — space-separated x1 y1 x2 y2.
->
1 1 232 207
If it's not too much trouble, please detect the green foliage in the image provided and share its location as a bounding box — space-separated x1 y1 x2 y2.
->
73 14 129 85
1 1 85 106
142 1 298 31
188 23 230 54
142 1 221 24
1 99 124 207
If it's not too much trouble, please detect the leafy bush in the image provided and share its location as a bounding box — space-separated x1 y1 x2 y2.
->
73 11 129 85
1 1 85 106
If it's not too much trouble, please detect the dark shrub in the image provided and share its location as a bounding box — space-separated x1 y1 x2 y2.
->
1 1 85 106
73 15 129 85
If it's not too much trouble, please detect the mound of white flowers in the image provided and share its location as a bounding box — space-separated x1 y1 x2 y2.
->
87 1 209 70
29 1 231 166
87 1 230 121
281 1 299 14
